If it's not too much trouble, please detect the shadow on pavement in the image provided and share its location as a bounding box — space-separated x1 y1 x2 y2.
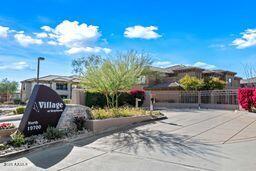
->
2 119 229 169
110 129 226 159
26 144 74 169
73 122 229 164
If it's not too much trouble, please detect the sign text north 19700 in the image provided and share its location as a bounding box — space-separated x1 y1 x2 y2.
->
27 121 42 131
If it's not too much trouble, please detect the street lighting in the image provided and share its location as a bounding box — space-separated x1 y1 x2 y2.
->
37 57 45 84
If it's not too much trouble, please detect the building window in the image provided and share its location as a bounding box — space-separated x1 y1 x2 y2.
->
56 83 68 90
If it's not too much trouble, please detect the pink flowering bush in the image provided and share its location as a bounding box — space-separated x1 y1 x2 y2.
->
253 89 256 106
0 122 15 130
130 89 145 107
130 89 145 97
238 88 256 111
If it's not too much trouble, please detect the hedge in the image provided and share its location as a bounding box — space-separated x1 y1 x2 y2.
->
15 106 26 114
85 92 107 108
63 99 71 104
85 90 145 108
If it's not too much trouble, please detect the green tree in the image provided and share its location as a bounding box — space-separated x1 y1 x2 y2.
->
0 78 18 101
72 50 151 108
202 77 226 90
72 55 101 76
142 68 164 85
179 74 203 90
179 75 226 91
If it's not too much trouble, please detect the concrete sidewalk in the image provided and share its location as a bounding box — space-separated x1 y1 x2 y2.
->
0 114 22 128
1 109 256 171
0 114 22 122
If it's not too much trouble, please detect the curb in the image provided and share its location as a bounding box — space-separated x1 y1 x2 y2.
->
0 114 23 122
0 139 65 162
0 115 167 161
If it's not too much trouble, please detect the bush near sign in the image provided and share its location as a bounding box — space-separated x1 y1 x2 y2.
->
19 85 66 137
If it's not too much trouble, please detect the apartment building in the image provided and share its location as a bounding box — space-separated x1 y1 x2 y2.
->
139 65 241 90
20 75 80 102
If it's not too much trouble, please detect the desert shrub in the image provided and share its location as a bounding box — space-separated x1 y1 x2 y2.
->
92 108 136 119
15 106 25 114
0 144 7 150
73 116 86 130
44 127 64 140
238 88 256 111
63 99 71 104
26 137 36 146
91 107 160 120
10 131 25 147
13 99 21 105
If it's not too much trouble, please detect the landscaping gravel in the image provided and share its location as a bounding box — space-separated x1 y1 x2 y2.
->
0 129 90 156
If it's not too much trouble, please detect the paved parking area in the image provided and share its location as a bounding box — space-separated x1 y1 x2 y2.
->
1 109 256 171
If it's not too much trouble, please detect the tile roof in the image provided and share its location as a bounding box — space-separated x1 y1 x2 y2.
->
241 77 256 84
151 64 236 75
165 64 186 70
21 75 80 83
148 66 167 73
215 70 236 74
146 81 184 89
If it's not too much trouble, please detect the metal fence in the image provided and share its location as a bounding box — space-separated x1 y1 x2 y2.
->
0 93 8 103
200 90 238 105
0 93 21 103
150 89 238 105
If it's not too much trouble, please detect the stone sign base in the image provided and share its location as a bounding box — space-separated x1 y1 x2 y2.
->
57 104 92 130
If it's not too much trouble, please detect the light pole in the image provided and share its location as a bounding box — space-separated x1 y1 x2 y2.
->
37 57 45 84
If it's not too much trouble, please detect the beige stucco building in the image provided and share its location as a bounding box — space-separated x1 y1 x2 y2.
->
20 65 241 102
20 75 80 102
240 77 256 88
138 65 241 90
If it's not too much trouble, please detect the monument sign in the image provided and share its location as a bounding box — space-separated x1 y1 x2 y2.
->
19 85 66 136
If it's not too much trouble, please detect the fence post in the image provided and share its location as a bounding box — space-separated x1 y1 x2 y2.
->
198 91 201 109
135 98 141 108
143 91 151 107
210 91 214 104
227 90 230 104
71 88 85 105
149 92 155 111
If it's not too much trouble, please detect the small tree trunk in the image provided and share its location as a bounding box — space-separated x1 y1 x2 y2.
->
115 93 119 108
110 94 115 108
105 93 110 108
6 92 8 102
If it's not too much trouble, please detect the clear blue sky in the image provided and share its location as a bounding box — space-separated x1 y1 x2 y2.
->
0 0 256 83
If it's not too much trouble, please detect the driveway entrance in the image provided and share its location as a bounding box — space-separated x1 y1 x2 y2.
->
1 109 256 170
